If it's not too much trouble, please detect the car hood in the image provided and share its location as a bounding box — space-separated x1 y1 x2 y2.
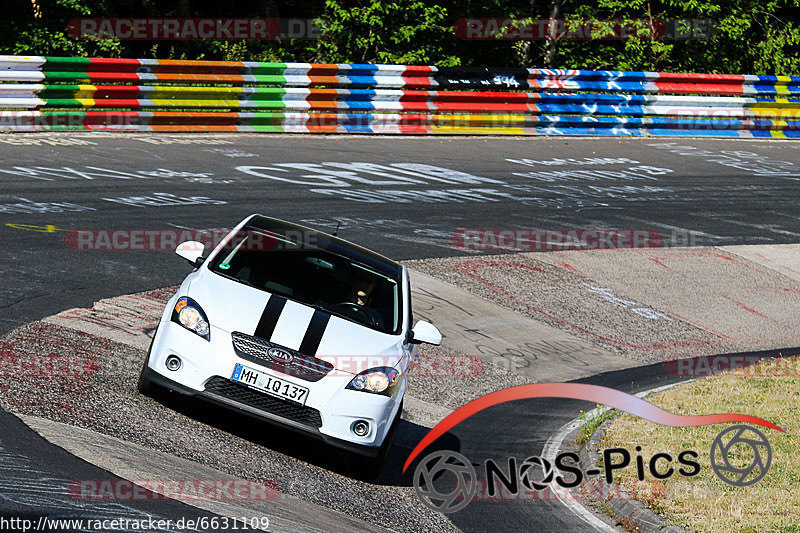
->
187 271 405 372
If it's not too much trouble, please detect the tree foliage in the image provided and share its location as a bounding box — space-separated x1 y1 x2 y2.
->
2 0 799 74
315 0 460 65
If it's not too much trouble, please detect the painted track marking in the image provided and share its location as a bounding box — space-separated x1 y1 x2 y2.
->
541 381 690 532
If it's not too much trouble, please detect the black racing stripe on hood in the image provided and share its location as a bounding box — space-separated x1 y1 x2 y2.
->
298 310 330 356
254 295 287 340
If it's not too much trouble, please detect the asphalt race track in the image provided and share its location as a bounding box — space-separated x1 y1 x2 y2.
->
2 135 800 332
1 134 800 532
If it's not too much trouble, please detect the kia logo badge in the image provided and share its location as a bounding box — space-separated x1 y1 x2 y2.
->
267 347 294 363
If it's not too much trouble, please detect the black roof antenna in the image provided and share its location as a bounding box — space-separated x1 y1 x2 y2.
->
333 221 341 237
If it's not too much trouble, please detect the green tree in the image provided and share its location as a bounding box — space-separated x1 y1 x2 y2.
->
549 0 800 74
1 0 798 75
315 0 461 65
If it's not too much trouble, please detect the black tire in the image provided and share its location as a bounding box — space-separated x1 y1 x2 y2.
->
137 328 158 397
349 401 403 479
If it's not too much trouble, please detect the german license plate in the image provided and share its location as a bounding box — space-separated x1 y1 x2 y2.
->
231 363 309 406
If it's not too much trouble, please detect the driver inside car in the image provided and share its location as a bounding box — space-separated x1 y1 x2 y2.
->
341 274 384 328
350 275 375 306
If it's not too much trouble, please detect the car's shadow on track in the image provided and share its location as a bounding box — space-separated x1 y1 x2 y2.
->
149 389 460 487
374 426 461 488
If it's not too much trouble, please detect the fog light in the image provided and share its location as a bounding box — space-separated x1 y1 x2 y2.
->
165 355 182 371
352 420 370 437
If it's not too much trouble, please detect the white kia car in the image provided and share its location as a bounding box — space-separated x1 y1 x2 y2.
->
138 215 441 475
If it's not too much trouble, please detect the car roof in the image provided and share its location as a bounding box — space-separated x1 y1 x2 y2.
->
245 215 402 280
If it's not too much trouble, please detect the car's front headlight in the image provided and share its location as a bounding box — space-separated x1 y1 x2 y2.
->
346 367 400 396
171 297 210 340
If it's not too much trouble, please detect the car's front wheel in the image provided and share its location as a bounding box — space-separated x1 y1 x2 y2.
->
347 401 403 479
137 328 159 398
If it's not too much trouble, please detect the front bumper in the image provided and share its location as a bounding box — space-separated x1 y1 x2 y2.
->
145 309 405 456
141 365 387 457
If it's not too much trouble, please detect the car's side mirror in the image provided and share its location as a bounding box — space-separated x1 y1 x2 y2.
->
410 320 442 346
175 241 205 268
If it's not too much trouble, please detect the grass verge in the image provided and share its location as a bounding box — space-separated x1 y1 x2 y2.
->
599 357 799 532
577 404 620 445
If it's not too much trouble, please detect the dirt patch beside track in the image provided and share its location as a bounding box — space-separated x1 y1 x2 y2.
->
408 246 800 363
0 320 459 532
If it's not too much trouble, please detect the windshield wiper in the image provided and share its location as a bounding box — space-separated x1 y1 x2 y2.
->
235 277 260 289
307 302 336 315
215 270 261 290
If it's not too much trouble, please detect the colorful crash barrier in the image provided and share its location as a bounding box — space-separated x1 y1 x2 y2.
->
1 55 799 136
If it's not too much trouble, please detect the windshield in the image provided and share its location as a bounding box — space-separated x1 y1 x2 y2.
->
209 227 401 334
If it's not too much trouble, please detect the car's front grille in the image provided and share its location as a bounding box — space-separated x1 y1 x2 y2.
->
203 376 323 428
231 331 333 382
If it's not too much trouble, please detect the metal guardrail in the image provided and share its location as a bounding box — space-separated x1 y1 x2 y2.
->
1 55 799 135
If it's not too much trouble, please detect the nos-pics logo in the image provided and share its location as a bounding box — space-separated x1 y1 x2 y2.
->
403 384 782 515
413 424 773 513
